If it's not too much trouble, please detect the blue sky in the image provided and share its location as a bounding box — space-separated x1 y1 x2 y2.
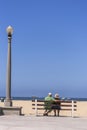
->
0 0 87 98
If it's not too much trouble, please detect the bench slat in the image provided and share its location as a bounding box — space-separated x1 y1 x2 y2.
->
32 107 77 110
32 100 76 103
32 104 77 107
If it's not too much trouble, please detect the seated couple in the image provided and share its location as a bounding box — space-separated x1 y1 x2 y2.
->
43 93 61 116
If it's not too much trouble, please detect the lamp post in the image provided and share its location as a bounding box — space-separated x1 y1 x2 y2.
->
4 26 13 106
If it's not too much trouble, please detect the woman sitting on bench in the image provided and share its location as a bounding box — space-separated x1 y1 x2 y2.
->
52 93 61 116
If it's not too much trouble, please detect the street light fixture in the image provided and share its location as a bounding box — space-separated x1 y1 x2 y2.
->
6 26 13 36
4 25 13 106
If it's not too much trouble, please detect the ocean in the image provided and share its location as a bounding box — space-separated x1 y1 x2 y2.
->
0 97 87 101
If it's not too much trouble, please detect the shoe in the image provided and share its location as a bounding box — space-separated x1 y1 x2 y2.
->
43 113 48 116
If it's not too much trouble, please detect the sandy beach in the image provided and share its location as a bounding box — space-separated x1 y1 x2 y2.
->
0 100 87 117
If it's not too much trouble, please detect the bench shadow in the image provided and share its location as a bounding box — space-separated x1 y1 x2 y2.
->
36 115 80 118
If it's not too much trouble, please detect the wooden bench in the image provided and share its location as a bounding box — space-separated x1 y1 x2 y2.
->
32 99 77 117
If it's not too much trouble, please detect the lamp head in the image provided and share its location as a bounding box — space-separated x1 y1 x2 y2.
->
6 26 13 36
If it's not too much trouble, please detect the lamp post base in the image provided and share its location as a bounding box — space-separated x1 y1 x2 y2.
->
4 99 12 107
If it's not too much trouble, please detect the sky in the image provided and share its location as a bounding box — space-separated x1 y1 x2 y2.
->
0 0 87 98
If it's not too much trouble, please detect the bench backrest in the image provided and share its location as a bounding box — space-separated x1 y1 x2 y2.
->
32 99 77 117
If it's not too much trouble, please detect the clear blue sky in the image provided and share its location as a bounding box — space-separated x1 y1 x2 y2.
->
0 0 87 98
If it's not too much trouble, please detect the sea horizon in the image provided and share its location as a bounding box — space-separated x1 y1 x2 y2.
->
0 96 87 101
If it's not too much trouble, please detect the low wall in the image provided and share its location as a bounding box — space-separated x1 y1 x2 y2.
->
0 100 87 117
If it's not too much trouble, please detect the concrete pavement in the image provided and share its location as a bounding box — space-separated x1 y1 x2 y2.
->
0 115 87 130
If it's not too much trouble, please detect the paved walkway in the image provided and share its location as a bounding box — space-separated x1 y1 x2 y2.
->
0 115 87 130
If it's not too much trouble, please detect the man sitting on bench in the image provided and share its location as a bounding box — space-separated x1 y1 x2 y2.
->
43 92 54 116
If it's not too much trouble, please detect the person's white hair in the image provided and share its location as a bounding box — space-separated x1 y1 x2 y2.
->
55 93 59 98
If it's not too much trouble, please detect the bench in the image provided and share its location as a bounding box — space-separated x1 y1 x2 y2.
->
32 99 77 117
